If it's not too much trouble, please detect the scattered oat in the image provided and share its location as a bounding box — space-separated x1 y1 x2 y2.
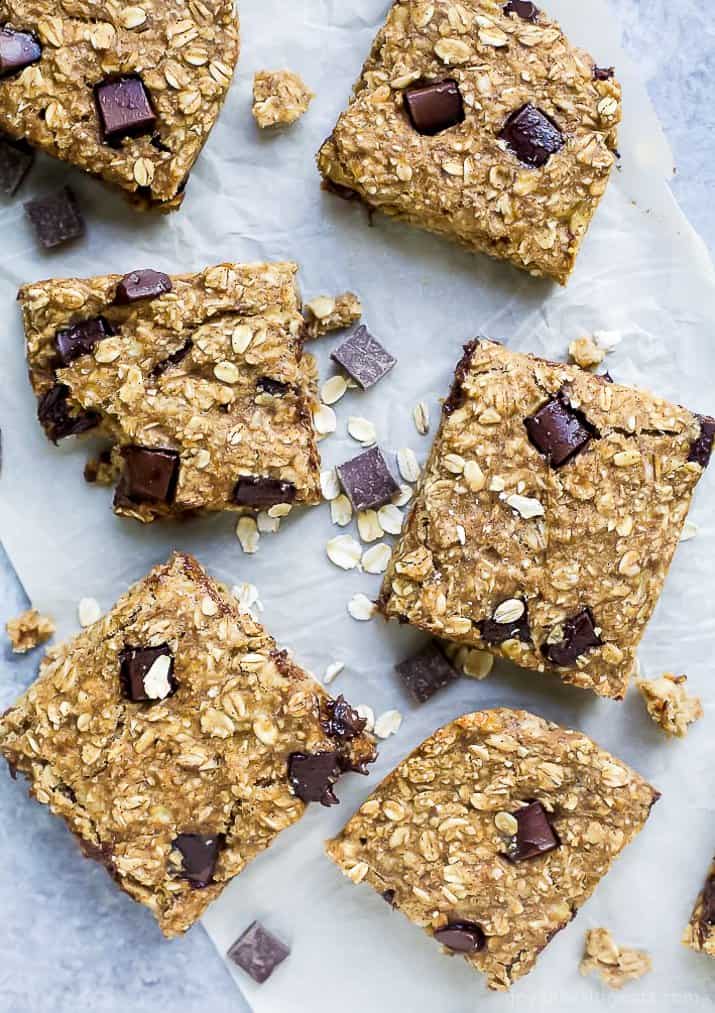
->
304 292 362 339
348 416 377 446
324 661 345 685
320 468 340 501
378 503 403 535
313 403 337 436
231 582 262 614
680 521 698 542
78 597 101 628
579 928 652 989
348 593 376 621
326 535 362 570
357 510 384 543
413 401 430 435
237 516 260 554
569 335 606 370
257 511 280 534
331 494 353 526
321 375 348 405
593 329 622 351
362 543 392 575
393 484 413 507
637 673 703 738
5 608 55 654
252 69 315 129
398 447 421 483
374 709 403 739
356 704 375 732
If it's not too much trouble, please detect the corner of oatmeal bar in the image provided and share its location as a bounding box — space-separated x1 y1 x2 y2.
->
683 857 715 958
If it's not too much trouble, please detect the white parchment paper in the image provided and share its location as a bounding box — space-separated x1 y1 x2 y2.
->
1 1 713 1010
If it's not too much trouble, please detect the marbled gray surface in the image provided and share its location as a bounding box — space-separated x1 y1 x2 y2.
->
0 3 713 1011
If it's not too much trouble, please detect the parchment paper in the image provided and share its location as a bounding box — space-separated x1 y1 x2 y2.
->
0 1 713 1010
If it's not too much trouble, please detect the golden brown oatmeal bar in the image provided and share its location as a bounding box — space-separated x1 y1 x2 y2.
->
327 709 659 991
683 858 715 957
19 262 322 524
317 0 620 284
0 1 239 210
5 607 55 653
379 339 714 699
0 553 377 938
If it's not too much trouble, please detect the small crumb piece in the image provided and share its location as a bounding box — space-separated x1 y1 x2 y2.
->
304 292 362 339
84 449 117 486
78 597 101 628
579 928 652 989
637 673 703 738
569 335 607 370
5 608 55 654
252 70 314 129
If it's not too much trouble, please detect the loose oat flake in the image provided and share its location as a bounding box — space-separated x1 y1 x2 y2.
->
326 535 362 570
78 597 101 628
348 593 376 621
397 447 421 483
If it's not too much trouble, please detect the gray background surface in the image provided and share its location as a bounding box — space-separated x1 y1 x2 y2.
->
0 2 713 1011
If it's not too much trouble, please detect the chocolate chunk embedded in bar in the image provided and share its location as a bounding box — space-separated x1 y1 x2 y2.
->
24 187 84 249
337 446 399 512
434 921 486 952
0 28 41 78
233 477 297 509
503 0 540 20
120 644 176 703
95 76 156 144
524 395 596 468
688 415 715 468
478 599 531 646
396 641 460 704
331 325 397 390
118 446 180 505
0 134 33 195
56 317 114 366
37 384 99 443
499 103 564 168
506 802 559 862
173 833 221 888
288 751 342 806
115 269 172 304
228 921 290 984
404 80 464 136
543 608 602 667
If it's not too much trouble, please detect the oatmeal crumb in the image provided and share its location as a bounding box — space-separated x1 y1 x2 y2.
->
569 335 606 370
5 608 55 654
304 292 362 339
580 928 652 989
252 70 315 129
637 673 703 738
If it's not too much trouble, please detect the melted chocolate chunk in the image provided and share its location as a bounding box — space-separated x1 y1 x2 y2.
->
233 476 297 508
151 340 193 378
55 316 114 365
542 608 602 667
0 133 33 195
506 801 559 862
404 80 465 136
172 833 221 888
257 376 290 396
688 415 715 468
331 325 397 390
499 103 564 168
434 921 486 953
0 28 41 78
478 601 531 646
524 395 596 467
336 446 399 512
117 446 180 505
443 340 480 416
594 66 615 80
321 695 366 743
228 921 290 984
382 889 397 907
503 0 540 21
700 874 715 929
115 269 172 304
95 76 156 144
119 644 176 703
287 751 342 806
25 186 84 248
396 641 460 704
38 384 100 443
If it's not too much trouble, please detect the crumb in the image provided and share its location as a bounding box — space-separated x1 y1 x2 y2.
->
569 335 606 370
84 449 117 486
637 673 703 738
252 70 314 129
5 608 55 654
304 293 362 339
580 928 652 989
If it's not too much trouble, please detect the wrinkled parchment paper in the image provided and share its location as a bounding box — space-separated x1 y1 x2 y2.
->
1 1 713 1010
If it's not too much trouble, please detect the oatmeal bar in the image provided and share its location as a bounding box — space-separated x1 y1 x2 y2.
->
379 339 713 700
317 0 620 284
327 708 659 991
0 1 239 211
19 262 322 523
684 858 715 957
0 553 376 938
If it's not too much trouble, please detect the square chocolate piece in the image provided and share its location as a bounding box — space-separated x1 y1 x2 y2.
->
24 186 84 248
336 446 400 512
19 262 323 524
0 132 33 194
228 921 290 983
331 325 397 390
380 339 711 700
318 0 621 284
0 3 239 210
396 641 460 704
0 553 376 938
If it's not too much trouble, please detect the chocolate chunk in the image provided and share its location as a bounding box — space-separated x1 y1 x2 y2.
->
336 446 400 512
594 66 615 80
542 607 602 667
55 317 114 366
172 833 221 888
601 371 614 384
233 476 297 508
688 415 715 468
499 103 564 168
37 384 100 443
503 0 540 21
287 751 342 807
524 395 596 467
434 921 486 953
506 801 559 862
382 889 397 907
115 269 172 304
396 641 460 704
24 186 84 249
257 376 291 396
321 695 366 743
0 28 41 78
404 80 464 136
118 446 180 505
331 325 397 390
700 874 715 929
0 133 33 195
478 600 531 646
119 644 176 703
152 340 193 378
228 921 290 984
444 340 481 416
95 76 156 144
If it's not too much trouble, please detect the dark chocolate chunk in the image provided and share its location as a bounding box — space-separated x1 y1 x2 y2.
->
55 316 114 366
119 644 176 703
503 0 540 21
382 889 397 907
434 921 486 953
331 325 397 390
118 446 180 505
257 376 291 396
172 833 221 888
0 133 33 195
287 751 342 807
95 76 156 144
152 340 193 378
115 269 172 304
321 695 366 743
542 607 602 667
336 446 400 512
24 186 84 248
506 801 559 862
601 371 614 384
233 476 297 508
37 384 100 443
499 103 564 168
478 600 531 646
594 66 615 80
688 415 715 468
700 874 715 929
524 395 596 467
443 339 480 416
228 921 290 984
404 80 464 137
0 28 41 79
396 641 460 704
